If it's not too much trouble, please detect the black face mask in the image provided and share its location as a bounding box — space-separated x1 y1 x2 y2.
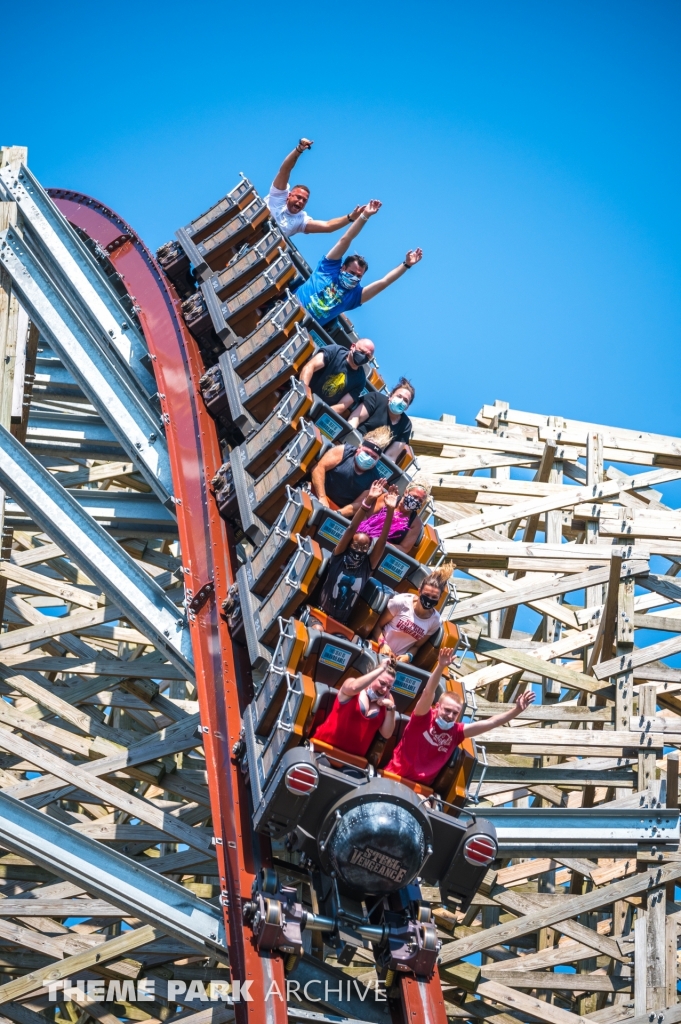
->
402 494 422 512
419 594 438 610
350 349 369 366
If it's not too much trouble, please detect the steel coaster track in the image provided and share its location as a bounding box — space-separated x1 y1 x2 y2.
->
49 189 288 1024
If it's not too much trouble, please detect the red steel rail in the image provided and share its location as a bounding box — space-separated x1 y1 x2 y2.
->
49 189 448 1024
49 190 287 1024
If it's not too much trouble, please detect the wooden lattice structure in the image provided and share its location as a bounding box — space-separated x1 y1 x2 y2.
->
0 143 680 1024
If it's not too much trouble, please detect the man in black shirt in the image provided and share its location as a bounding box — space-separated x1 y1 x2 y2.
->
348 378 415 461
299 339 375 415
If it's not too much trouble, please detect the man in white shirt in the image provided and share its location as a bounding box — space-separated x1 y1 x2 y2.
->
266 138 364 238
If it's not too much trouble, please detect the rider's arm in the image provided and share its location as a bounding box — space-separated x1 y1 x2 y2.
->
310 445 344 506
272 140 310 190
360 249 423 304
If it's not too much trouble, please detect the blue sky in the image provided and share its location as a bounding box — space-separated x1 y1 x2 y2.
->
4 0 680 435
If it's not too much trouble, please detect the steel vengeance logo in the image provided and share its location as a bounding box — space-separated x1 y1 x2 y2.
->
349 845 407 883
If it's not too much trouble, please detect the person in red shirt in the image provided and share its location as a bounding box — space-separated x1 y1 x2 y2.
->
386 648 536 786
311 659 397 758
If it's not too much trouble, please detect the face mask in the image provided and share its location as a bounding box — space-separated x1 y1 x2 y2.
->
355 450 378 471
344 548 366 569
402 494 422 512
435 716 455 730
350 349 369 366
389 397 409 415
419 593 438 610
339 270 360 290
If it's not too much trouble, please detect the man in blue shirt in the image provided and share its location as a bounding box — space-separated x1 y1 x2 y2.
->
296 200 423 327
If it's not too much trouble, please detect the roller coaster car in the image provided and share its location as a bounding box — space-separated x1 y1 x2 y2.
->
237 536 324 658
177 176 256 247
176 193 270 280
203 251 298 340
204 224 286 302
222 420 324 544
217 323 315 434
227 293 304 376
240 634 497 954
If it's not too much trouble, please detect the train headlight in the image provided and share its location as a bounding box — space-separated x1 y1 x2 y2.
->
284 764 319 795
463 834 497 866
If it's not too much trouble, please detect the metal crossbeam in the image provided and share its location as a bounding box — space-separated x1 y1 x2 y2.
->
0 790 226 956
5 489 176 531
478 806 679 854
0 228 174 504
0 423 193 676
0 162 158 397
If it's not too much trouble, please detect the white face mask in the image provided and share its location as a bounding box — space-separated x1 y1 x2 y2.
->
435 715 456 730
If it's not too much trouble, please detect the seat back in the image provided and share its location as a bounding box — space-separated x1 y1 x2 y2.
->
308 395 362 448
410 524 441 564
269 618 309 677
390 663 433 714
179 177 255 245
241 324 315 412
250 420 323 523
303 502 350 554
240 378 313 476
254 536 323 647
222 252 297 335
435 735 478 810
229 294 304 378
208 224 285 301
190 194 269 274
300 629 376 688
371 543 430 594
246 486 314 596
345 577 394 639
259 673 316 785
412 620 461 671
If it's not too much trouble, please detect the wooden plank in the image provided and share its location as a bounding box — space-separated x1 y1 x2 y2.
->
477 979 590 1024
0 924 160 1002
451 561 647 624
479 972 630 992
437 468 681 540
475 640 610 695
439 862 681 963
594 633 681 679
0 726 210 853
0 604 120 650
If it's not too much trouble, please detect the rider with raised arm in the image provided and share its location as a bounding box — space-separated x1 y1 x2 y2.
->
318 480 396 624
386 649 537 785
311 425 392 517
311 659 397 757
295 199 423 326
266 138 364 238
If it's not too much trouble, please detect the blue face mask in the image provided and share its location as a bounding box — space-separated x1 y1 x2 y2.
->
338 270 360 290
389 397 409 415
435 716 456 730
355 450 378 471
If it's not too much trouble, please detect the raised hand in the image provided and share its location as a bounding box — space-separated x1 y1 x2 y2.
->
364 199 382 217
368 478 387 501
349 204 365 221
384 487 399 510
515 690 536 713
405 248 423 267
438 646 456 668
297 138 313 151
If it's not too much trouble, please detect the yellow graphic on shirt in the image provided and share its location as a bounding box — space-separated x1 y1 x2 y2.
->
321 372 348 399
